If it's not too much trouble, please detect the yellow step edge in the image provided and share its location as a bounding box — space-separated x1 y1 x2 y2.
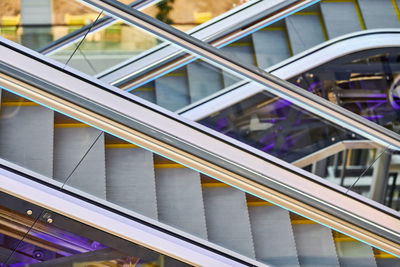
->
2 101 40 106
261 27 285 31
334 236 356 242
291 219 317 224
201 182 229 188
154 163 185 169
105 144 139 149
247 201 273 207
54 123 91 128
134 87 155 92
295 11 320 16
164 73 186 77
227 42 252 46
374 252 398 259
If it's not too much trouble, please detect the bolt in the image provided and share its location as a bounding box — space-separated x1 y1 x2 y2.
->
26 210 33 216
47 218 53 224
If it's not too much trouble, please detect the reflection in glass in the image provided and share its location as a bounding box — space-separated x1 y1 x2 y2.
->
0 191 188 266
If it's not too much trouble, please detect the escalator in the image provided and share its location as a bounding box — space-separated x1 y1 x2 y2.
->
0 36 399 266
0 0 399 265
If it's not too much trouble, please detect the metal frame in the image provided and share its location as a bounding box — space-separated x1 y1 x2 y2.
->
180 30 400 120
0 38 399 256
292 140 386 168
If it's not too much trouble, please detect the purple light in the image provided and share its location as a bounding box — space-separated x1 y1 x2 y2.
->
307 81 320 93
363 114 384 120
262 143 274 152
216 118 228 131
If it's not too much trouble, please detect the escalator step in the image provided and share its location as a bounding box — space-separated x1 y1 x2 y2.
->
358 0 400 29
292 223 340 266
155 167 208 239
320 2 363 39
252 30 291 69
202 186 255 258
53 127 106 199
187 61 223 103
248 205 300 266
0 99 53 177
155 70 190 111
105 144 158 219
285 14 325 54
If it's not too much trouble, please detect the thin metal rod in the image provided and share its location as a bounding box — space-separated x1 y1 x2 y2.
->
3 210 44 266
346 146 391 194
63 11 103 69
61 132 103 188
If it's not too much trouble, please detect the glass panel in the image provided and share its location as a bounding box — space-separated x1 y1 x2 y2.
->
0 0 106 51
48 20 162 75
122 0 254 31
0 191 189 266
288 48 400 135
1 85 397 264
